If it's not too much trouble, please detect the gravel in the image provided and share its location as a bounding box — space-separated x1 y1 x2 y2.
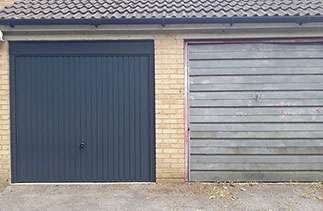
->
0 183 322 211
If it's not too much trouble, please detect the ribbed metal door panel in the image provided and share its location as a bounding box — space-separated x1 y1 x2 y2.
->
188 42 323 182
10 41 155 182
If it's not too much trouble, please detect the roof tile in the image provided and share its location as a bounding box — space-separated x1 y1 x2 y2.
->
0 0 322 21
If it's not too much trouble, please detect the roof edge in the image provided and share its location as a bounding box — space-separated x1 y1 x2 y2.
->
0 16 321 26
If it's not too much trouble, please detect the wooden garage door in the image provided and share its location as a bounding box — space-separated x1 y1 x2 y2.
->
188 42 323 182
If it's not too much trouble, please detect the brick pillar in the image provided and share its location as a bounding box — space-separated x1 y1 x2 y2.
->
154 35 185 183
0 41 10 184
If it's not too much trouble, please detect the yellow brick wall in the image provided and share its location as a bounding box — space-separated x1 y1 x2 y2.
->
155 35 185 183
0 0 16 9
0 41 10 183
0 35 185 184
0 0 20 184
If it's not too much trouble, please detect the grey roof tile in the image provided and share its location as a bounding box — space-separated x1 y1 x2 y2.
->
0 0 322 21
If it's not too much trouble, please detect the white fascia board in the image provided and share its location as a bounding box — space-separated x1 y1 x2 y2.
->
2 23 323 41
1 22 323 34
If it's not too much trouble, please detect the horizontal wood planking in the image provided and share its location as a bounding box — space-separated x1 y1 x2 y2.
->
190 115 323 123
190 139 323 147
190 83 323 91
190 99 323 107
191 163 323 171
190 146 323 154
190 75 323 84
190 91 323 100
188 43 323 55
189 52 323 59
189 59 323 69
190 107 323 116
188 43 323 182
190 131 323 139
190 171 323 182
190 123 323 132
189 67 323 76
190 155 323 163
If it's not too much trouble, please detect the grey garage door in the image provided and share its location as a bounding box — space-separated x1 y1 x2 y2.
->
188 42 323 182
10 41 155 182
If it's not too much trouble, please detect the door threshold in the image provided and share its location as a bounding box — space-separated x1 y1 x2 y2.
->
11 182 156 185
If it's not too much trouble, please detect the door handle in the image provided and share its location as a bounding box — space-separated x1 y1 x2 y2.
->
80 142 86 149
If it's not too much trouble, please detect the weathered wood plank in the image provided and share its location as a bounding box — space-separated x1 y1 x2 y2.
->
190 163 323 171
190 171 323 182
188 43 323 54
189 99 323 107
190 131 323 139
190 75 323 84
190 91 323 100
189 59 323 69
190 83 323 91
189 139 323 147
190 107 323 116
190 146 323 154
189 51 323 59
190 115 323 123
189 67 323 75
190 155 323 163
190 123 323 132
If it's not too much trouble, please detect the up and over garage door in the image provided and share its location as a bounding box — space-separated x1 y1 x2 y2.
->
10 41 155 182
188 41 323 182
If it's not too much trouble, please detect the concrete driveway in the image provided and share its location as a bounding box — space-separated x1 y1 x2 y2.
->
0 183 322 211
